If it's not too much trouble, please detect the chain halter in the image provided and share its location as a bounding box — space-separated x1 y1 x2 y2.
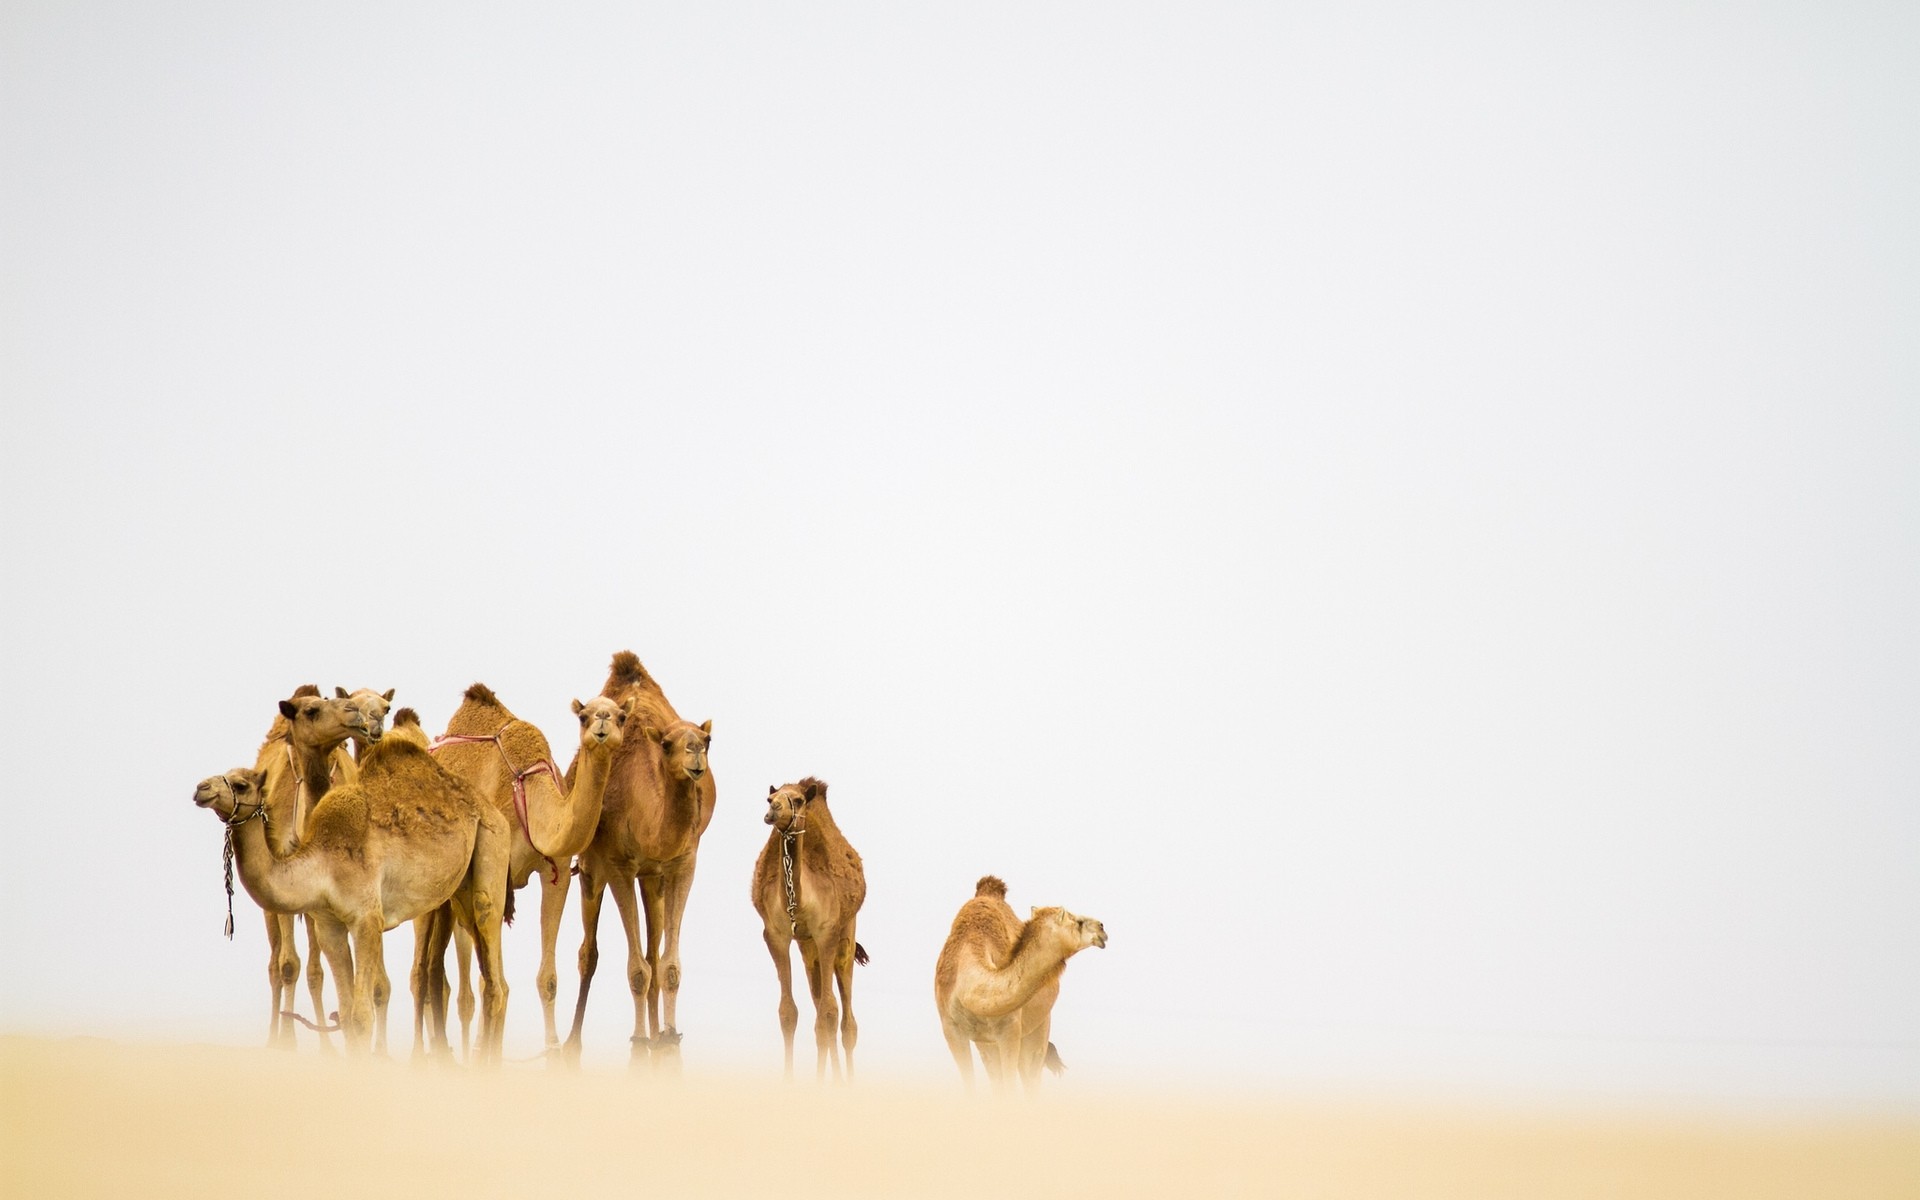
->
220 790 270 940
778 809 807 938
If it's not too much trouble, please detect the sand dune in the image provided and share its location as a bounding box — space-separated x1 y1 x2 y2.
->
2 1035 1914 1199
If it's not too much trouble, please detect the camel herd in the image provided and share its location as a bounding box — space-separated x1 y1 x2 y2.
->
191 650 1107 1092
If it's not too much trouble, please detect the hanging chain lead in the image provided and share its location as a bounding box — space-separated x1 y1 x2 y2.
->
781 830 801 937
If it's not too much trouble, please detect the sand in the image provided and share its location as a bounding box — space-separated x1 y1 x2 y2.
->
2 1035 1915 1199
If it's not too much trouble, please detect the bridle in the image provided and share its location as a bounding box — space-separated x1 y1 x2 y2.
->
220 789 270 940
776 804 807 938
430 722 566 884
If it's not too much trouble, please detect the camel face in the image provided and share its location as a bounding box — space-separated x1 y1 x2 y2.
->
336 687 395 744
764 782 810 832
278 692 363 750
571 696 629 749
193 768 266 820
1031 906 1109 952
655 722 711 784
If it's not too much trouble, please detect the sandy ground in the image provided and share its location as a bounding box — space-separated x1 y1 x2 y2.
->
2 1035 1915 1199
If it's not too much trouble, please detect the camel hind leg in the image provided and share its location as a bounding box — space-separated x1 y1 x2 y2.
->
834 932 859 1082
941 1020 976 1091
453 920 475 1062
464 822 511 1066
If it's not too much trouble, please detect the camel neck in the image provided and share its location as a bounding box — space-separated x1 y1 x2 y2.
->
966 930 1070 1019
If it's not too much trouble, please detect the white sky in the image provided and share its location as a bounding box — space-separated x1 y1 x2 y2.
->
2 1 1914 1110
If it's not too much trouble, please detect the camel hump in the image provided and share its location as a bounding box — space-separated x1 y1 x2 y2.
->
606 650 651 689
975 875 1008 898
393 708 423 729
463 682 501 706
289 683 322 698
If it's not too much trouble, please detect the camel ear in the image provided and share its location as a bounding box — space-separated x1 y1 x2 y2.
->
279 699 298 719
699 719 712 743
769 784 777 797
571 698 585 716
642 726 662 744
621 697 636 718
1030 907 1040 918
334 686 350 698
803 780 820 803
382 688 395 702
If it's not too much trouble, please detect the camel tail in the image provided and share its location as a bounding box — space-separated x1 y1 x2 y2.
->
975 875 1008 898
853 942 869 966
1044 1042 1066 1075
503 888 515 926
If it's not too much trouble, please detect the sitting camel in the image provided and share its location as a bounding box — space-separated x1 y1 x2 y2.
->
193 710 512 1060
933 876 1107 1094
750 778 868 1081
411 684 631 1060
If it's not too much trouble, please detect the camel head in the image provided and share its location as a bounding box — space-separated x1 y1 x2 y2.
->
193 767 269 820
335 687 395 745
1028 906 1109 953
572 696 632 750
277 690 365 752
764 777 824 833
646 719 712 785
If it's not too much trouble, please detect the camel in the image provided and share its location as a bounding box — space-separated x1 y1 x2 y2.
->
934 876 1107 1094
193 709 512 1060
410 684 632 1059
751 778 869 1081
566 650 716 1066
246 686 377 1048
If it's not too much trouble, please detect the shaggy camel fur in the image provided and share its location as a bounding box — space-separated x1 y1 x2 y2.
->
411 684 632 1059
751 778 868 1081
247 687 376 1048
567 650 716 1066
194 713 512 1059
934 877 1107 1094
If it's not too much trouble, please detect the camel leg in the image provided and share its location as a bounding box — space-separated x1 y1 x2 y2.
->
652 855 697 1045
797 937 838 1083
638 876 666 1044
453 920 475 1063
341 916 384 1054
564 866 607 1062
942 1021 976 1091
535 866 571 1050
761 929 798 1080
265 910 295 1049
1017 1015 1051 1095
408 915 431 1059
312 914 355 1020
609 877 654 1067
467 826 511 1066
425 906 454 1057
303 915 333 1054
835 933 859 1082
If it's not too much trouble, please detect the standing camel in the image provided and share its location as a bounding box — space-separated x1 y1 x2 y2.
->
751 778 868 1081
567 650 716 1066
411 684 631 1059
247 686 377 1048
193 718 513 1059
934 876 1107 1094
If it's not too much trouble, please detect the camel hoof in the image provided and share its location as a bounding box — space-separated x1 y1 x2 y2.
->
654 1028 683 1047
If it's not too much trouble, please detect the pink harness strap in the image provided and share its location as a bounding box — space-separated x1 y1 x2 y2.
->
429 724 566 885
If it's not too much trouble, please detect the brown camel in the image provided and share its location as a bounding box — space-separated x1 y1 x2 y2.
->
934 876 1107 1094
566 650 716 1066
193 711 512 1060
751 778 869 1081
410 684 632 1059
246 686 377 1048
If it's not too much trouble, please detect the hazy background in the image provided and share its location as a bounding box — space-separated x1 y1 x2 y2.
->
2 1 1914 1110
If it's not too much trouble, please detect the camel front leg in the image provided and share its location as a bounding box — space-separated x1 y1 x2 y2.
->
638 876 666 1044
762 928 798 1079
564 866 607 1063
311 914 355 1024
535 865 572 1050
265 911 296 1049
797 937 840 1083
408 907 454 1061
608 877 654 1066
942 1022 976 1091
344 916 386 1054
653 856 698 1044
1016 1014 1052 1095
302 915 334 1054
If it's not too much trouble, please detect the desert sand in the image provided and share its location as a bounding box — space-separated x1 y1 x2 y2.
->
2 1035 1914 1199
